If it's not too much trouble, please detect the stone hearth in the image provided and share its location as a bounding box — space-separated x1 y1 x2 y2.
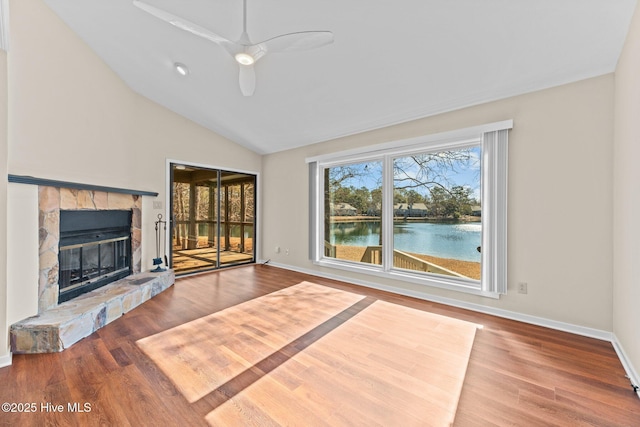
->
10 270 174 353
8 181 174 354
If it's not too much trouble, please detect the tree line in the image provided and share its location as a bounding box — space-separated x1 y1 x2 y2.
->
329 184 478 219
327 148 480 219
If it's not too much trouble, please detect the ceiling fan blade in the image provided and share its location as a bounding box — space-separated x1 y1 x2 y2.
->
257 31 334 54
238 65 256 96
133 0 235 49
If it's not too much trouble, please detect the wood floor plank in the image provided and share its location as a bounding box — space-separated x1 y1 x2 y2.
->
0 265 638 426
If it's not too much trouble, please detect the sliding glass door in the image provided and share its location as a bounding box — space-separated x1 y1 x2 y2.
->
170 164 256 274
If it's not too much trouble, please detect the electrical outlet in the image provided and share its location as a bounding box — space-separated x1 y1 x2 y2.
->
152 201 163 210
285 248 290 256
518 282 528 294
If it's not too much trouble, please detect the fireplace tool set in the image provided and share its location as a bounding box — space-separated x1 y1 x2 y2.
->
152 213 167 272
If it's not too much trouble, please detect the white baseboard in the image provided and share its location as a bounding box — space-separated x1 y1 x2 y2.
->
0 352 12 368
268 261 612 340
611 334 640 399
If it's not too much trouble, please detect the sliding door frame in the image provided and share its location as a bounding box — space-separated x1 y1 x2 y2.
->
165 159 260 274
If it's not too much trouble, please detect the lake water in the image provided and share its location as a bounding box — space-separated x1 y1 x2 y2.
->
330 221 481 262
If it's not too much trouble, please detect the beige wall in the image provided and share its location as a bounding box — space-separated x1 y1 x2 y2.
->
6 184 38 327
1 47 8 362
263 74 615 331
614 2 640 384
0 0 262 361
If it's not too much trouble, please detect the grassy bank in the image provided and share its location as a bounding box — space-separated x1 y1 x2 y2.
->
335 245 481 280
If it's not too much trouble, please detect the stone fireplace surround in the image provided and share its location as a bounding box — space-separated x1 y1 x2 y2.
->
9 181 174 353
38 186 143 311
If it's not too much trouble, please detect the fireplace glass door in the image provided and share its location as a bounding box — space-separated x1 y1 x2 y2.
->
59 236 131 301
58 209 133 303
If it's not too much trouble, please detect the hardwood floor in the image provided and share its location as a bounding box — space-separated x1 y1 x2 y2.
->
1 265 638 426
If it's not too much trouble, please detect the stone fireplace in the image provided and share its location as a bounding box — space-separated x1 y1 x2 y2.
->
38 186 142 311
9 179 174 354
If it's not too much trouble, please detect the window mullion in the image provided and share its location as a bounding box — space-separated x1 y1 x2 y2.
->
382 155 394 271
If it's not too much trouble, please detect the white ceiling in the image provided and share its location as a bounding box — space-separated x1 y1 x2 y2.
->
42 0 636 154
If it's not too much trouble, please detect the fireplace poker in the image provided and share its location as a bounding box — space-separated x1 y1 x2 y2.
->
152 213 167 272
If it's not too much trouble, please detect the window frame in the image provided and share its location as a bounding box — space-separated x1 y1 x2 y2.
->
307 120 511 298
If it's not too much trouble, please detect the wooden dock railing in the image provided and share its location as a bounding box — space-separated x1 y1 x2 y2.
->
360 246 466 278
324 240 336 257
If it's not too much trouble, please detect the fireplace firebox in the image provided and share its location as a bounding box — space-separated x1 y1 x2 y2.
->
58 210 132 303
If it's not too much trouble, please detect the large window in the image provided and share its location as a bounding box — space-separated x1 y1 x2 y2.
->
308 121 510 297
324 160 383 266
391 147 482 279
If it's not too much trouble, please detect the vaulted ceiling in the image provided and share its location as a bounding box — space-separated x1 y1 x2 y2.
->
42 0 636 154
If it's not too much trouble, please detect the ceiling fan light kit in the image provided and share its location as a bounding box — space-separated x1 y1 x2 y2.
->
133 0 334 96
234 52 255 66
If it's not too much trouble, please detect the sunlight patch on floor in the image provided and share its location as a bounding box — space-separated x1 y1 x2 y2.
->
207 300 479 426
136 281 365 403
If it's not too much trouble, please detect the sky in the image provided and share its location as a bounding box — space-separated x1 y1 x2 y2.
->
329 146 482 201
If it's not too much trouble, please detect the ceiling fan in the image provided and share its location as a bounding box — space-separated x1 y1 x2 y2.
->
133 0 334 96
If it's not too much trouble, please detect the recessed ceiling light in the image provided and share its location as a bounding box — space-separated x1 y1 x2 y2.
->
174 62 189 76
234 53 255 66
175 165 186 170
